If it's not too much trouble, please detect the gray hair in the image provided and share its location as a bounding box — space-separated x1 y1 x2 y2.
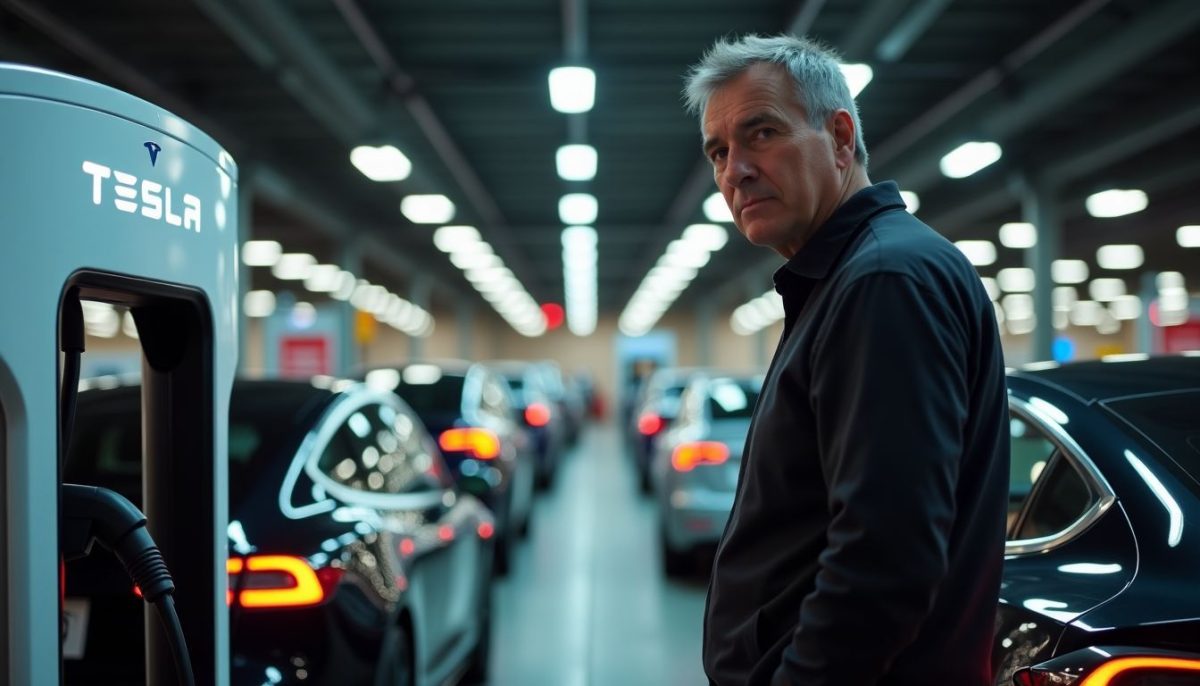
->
683 34 868 167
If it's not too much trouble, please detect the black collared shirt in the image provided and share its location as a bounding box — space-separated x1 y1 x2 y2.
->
703 181 1009 686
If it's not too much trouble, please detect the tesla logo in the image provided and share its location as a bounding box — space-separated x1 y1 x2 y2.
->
144 141 162 166
82 160 202 232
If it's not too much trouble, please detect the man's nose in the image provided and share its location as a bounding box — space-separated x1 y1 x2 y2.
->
722 146 758 189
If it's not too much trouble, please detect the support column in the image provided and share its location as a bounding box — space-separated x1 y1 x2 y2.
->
410 274 432 360
1019 175 1059 362
339 242 363 374
696 302 714 367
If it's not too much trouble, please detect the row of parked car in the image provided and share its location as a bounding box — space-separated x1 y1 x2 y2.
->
626 356 1200 684
62 358 591 686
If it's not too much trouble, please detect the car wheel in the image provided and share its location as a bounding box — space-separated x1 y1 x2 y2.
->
375 620 415 686
661 533 691 578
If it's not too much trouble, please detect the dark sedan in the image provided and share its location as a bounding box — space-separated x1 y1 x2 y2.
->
488 359 569 489
63 379 494 686
365 360 536 574
994 355 1200 685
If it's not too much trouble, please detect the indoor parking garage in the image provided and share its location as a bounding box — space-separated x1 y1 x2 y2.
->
2 1 1200 685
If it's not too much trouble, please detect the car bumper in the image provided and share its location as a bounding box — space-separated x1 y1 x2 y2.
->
661 487 735 551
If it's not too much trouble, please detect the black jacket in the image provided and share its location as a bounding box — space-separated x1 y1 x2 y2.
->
703 181 1009 686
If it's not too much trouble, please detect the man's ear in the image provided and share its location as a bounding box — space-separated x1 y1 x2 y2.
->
829 109 857 168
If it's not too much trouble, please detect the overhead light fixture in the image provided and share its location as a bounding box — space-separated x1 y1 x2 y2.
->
939 141 1002 179
1051 259 1089 285
559 193 598 225
556 144 597 181
1177 225 1200 248
433 225 480 252
1053 286 1077 309
1001 293 1034 320
1070 300 1103 327
1089 278 1127 302
1096 244 1144 270
400 194 455 224
242 240 282 267
548 66 595 113
1109 294 1142 321
349 144 412 182
703 192 734 223
562 226 598 336
999 222 1037 249
954 240 996 267
1086 189 1148 218
1157 272 1185 291
243 290 276 318
683 223 728 252
899 190 920 214
271 253 316 280
998 267 1035 293
838 63 874 98
304 264 343 292
980 277 1000 301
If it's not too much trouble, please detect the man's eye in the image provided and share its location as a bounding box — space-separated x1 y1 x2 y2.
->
755 128 776 139
710 148 728 163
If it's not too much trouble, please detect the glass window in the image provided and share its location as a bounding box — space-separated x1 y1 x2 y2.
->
707 378 761 420
314 403 448 497
1105 390 1200 498
1007 413 1058 535
479 375 512 422
396 374 466 415
1015 454 1097 541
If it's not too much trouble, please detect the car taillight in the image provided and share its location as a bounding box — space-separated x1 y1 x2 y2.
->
226 555 342 609
525 402 552 427
671 441 729 471
1080 657 1200 685
439 427 501 459
637 412 664 435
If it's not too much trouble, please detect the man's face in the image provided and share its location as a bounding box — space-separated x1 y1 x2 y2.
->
702 63 845 258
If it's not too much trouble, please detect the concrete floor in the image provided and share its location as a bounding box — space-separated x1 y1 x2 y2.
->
487 423 710 686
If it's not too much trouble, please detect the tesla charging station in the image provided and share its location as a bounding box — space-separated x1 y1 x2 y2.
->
0 64 237 684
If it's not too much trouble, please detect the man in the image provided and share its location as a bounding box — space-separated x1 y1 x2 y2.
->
685 35 1009 686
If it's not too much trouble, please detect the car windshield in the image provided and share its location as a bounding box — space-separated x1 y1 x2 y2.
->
1105 390 1200 494
396 374 466 415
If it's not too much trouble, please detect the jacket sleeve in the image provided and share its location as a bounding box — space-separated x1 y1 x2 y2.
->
772 271 969 686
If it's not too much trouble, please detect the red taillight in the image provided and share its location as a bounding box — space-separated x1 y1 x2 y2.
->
637 412 664 435
226 555 341 609
671 441 729 472
1079 657 1200 685
439 427 501 459
477 521 495 539
525 402 551 427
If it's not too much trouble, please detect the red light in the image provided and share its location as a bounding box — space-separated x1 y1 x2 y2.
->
477 521 495 539
438 525 456 542
541 303 565 330
439 427 501 459
226 555 341 609
637 413 664 436
133 584 143 598
399 539 415 556
671 441 730 472
525 402 551 427
1080 656 1200 685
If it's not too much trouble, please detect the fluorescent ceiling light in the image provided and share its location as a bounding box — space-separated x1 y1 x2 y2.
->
403 364 442 385
272 253 316 280
243 290 276 318
1051 259 1089 285
1110 295 1142 321
559 193 598 225
331 271 356 301
1086 189 1148 218
1053 286 1077 309
451 252 501 271
365 369 401 392
401 194 455 224
999 222 1037 249
304 264 343 292
1070 300 1103 327
703 192 734 223
349 145 411 182
939 141 1002 179
1089 278 1126 302
1178 225 1200 248
1096 244 1144 270
562 225 598 250
433 225 480 252
1001 293 1034 319
998 267 1035 293
683 223 728 252
1156 271 1185 291
548 66 595 113
838 63 874 98
954 240 996 266
980 277 999 301
242 240 282 267
899 191 919 214
556 144 597 181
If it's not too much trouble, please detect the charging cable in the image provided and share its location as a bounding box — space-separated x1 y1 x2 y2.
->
60 484 195 686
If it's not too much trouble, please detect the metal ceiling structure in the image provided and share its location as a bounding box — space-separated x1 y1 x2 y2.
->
1 0 1197 331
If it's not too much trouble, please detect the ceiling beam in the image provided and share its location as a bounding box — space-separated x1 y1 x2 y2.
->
838 0 908 60
875 0 955 63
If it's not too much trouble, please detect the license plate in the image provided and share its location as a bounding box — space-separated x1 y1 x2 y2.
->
62 598 90 660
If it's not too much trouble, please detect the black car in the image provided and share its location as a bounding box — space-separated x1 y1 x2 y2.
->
488 359 569 489
63 379 494 686
994 355 1200 685
365 360 535 574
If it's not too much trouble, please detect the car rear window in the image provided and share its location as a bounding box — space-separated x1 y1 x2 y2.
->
1105 390 1200 493
395 374 466 414
707 378 761 420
